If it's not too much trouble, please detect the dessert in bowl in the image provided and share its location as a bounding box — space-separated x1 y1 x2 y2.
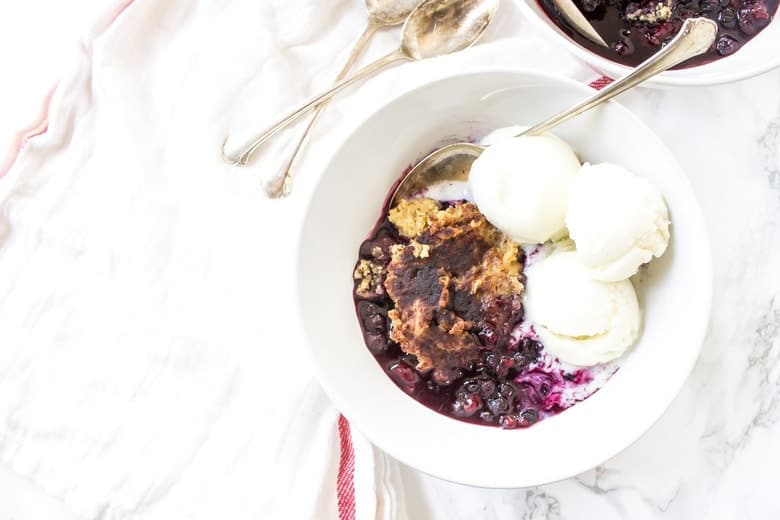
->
351 133 669 430
296 69 712 487
515 0 780 85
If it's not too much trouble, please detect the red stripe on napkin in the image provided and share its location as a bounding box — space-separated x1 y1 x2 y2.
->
106 0 137 27
0 0 137 179
0 84 57 178
337 415 357 520
588 76 614 90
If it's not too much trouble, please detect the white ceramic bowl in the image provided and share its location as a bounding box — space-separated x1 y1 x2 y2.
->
296 69 712 487
516 0 780 86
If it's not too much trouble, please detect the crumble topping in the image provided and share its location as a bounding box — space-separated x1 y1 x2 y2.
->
410 240 431 258
354 259 386 299
384 199 524 371
388 197 440 238
625 0 673 23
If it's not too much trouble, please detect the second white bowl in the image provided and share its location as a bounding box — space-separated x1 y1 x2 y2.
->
515 0 780 86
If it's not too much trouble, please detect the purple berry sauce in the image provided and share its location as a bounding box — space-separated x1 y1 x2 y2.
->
538 0 777 68
353 198 618 429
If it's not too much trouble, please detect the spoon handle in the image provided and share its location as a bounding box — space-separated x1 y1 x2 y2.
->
263 23 380 198
523 18 718 137
223 48 408 166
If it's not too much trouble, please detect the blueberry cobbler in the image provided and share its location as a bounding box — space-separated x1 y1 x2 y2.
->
352 130 670 429
538 0 777 67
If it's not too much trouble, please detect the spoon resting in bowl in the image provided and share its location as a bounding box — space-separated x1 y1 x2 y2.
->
388 17 718 206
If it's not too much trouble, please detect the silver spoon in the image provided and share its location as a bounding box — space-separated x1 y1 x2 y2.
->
263 0 422 199
389 17 718 205
222 0 499 167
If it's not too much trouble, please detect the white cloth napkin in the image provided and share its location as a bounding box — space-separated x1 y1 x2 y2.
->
0 0 597 518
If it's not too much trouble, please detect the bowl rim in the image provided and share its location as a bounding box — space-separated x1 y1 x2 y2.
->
514 0 780 87
294 66 714 487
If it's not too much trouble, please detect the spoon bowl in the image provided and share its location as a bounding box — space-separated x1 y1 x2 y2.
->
366 0 425 25
401 0 499 59
392 143 481 201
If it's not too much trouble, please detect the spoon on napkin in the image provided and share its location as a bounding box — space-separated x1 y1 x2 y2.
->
222 0 499 167
263 0 423 199
387 17 718 205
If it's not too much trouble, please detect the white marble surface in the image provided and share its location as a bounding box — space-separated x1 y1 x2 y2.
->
0 0 779 518
0 466 81 520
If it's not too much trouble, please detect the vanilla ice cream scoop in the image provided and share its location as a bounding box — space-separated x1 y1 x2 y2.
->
525 249 641 366
469 134 580 245
567 163 670 282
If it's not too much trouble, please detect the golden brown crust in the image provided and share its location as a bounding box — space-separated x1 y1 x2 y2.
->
388 198 441 238
384 200 524 371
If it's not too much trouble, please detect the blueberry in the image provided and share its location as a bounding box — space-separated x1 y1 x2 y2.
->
520 339 542 360
749 0 769 17
478 324 498 347
520 409 539 425
369 313 386 331
700 0 718 10
513 340 541 370
738 3 769 34
580 0 601 11
716 34 740 55
364 333 388 355
496 356 516 379
463 379 480 394
612 40 632 56
513 352 530 370
388 361 420 389
719 7 737 28
474 364 490 375
498 414 520 429
488 396 510 415
479 379 497 398
645 21 678 46
453 394 483 417
499 383 516 400
432 367 462 386
359 227 399 263
357 301 387 334
738 9 757 33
